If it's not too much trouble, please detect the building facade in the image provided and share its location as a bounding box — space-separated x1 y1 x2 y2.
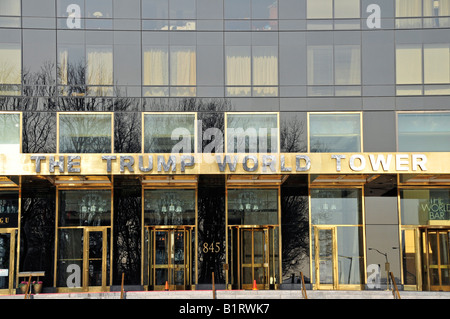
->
0 0 450 294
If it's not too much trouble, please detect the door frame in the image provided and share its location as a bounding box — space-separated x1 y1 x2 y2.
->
422 227 450 291
84 227 110 292
0 228 16 295
240 227 270 290
227 225 279 290
55 226 111 292
313 225 338 290
146 226 193 291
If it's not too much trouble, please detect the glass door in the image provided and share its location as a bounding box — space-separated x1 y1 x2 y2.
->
147 227 192 290
424 229 450 291
0 230 15 295
85 228 109 290
241 228 269 290
57 227 110 291
314 226 338 290
228 226 279 290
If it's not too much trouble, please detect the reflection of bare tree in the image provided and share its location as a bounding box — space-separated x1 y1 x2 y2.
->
113 180 141 285
20 178 56 287
21 63 57 153
280 114 306 153
281 190 309 283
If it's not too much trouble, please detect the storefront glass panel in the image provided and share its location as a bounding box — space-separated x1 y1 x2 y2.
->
227 189 278 225
144 189 195 225
310 188 362 225
400 189 450 225
59 190 112 227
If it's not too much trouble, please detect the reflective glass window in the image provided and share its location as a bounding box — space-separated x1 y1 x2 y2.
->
86 45 113 86
396 0 422 17
395 0 422 28
398 113 450 152
144 189 195 225
143 46 196 97
224 0 251 19
424 0 450 16
0 0 20 15
335 45 361 85
334 0 360 18
307 45 333 85
0 113 20 154
308 45 361 87
309 113 361 153
169 0 196 19
251 0 278 19
307 0 332 19
0 191 19 228
396 45 423 85
424 44 450 84
400 189 450 225
227 189 278 225
226 113 278 153
307 0 359 19
143 113 196 153
310 188 362 225
59 190 111 227
86 0 112 18
0 42 21 89
225 46 278 97
142 0 168 19
59 113 112 153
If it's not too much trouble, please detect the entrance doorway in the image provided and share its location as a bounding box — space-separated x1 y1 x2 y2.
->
313 226 338 290
57 227 111 291
228 226 279 290
422 228 450 291
145 227 193 290
0 229 16 295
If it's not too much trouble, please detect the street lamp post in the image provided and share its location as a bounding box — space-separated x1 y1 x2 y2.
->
368 248 390 290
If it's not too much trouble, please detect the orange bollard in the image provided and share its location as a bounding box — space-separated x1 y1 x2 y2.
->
165 281 169 291
252 280 258 290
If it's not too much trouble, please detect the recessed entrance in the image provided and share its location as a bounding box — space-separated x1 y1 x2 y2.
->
145 227 193 290
57 227 111 291
422 228 450 291
228 226 279 290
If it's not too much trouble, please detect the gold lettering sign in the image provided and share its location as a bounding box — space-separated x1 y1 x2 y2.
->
0 152 445 176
